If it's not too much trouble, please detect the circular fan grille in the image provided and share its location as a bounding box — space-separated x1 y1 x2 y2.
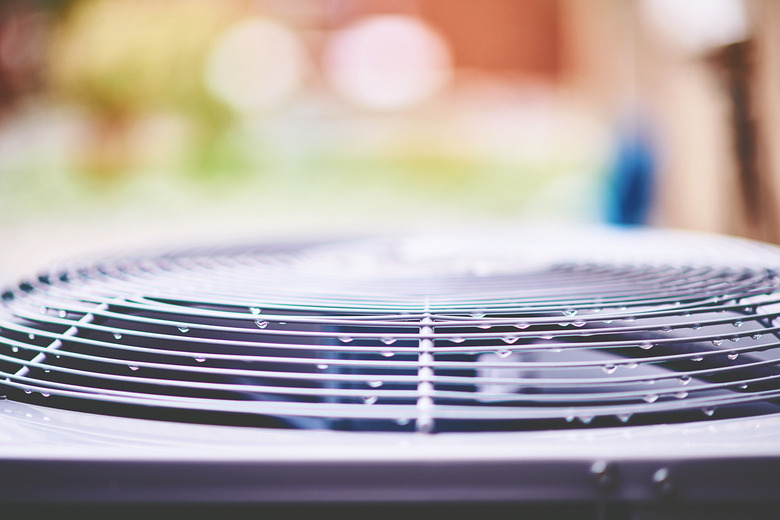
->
2 228 780 433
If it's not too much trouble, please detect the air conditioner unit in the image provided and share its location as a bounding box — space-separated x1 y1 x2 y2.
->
1 225 779 519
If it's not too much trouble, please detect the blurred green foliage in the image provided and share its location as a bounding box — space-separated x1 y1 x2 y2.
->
50 0 235 120
46 0 242 176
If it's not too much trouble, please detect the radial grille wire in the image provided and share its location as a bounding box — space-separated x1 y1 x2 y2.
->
2 231 780 432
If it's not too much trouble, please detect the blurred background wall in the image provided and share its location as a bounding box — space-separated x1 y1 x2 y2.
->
0 0 778 276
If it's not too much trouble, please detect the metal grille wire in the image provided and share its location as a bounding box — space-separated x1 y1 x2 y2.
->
2 230 780 433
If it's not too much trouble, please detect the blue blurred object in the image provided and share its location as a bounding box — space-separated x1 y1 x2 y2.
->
605 121 656 226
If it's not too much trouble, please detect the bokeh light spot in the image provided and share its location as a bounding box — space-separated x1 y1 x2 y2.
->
204 18 307 114
324 15 453 111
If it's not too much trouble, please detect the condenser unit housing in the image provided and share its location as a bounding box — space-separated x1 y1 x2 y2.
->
1 226 780 518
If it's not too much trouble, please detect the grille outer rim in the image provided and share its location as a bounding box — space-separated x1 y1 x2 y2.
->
3 230 780 432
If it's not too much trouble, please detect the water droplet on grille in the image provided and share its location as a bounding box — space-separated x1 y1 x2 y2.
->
416 416 434 434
